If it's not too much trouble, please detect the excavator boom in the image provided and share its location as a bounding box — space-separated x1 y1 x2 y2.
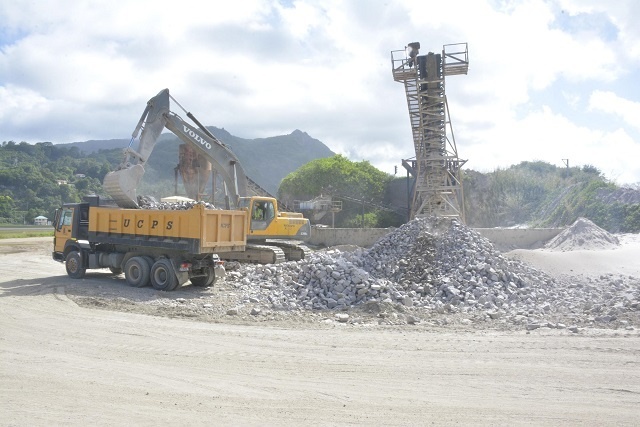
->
103 89 247 209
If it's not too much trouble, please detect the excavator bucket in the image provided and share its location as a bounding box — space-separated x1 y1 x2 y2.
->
102 164 145 208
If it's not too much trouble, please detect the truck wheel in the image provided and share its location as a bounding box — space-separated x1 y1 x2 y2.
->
142 256 154 270
150 259 179 291
124 256 151 288
190 266 215 288
65 251 86 279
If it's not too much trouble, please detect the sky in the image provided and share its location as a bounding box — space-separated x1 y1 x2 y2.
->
1 0 639 184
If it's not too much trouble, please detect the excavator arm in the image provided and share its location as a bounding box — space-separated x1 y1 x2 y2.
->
103 89 248 209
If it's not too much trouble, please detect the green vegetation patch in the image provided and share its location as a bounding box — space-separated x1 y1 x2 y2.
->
0 229 53 239
463 161 640 232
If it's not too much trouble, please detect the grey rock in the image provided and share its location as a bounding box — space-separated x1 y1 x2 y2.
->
487 311 502 320
217 215 635 330
406 315 420 325
335 313 350 323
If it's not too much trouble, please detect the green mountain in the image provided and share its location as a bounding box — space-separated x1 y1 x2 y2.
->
0 128 334 223
3 134 638 233
371 161 640 232
66 127 334 196
462 162 640 232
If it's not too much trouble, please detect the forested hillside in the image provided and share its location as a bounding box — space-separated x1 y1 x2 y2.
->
0 128 335 224
0 141 115 223
278 158 640 232
463 161 640 232
2 136 639 234
64 127 335 197
278 155 405 228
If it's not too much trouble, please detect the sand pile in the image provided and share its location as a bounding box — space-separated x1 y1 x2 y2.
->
544 217 619 251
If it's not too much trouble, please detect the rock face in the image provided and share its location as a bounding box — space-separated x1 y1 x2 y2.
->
544 217 620 251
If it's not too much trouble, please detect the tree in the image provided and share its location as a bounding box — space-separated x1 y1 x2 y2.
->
279 155 390 200
74 179 89 191
0 195 15 219
278 155 399 227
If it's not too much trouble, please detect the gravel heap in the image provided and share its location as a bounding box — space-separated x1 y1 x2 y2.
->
137 195 217 210
545 217 619 251
229 217 639 329
597 187 640 205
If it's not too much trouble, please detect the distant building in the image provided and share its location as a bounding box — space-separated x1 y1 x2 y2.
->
56 180 68 185
34 215 48 226
74 174 86 178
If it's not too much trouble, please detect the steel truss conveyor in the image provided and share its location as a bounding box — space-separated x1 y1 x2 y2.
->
391 42 469 221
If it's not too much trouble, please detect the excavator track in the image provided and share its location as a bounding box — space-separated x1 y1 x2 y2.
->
220 244 286 264
264 241 311 262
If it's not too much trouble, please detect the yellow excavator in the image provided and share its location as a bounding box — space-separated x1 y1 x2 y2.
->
103 88 310 263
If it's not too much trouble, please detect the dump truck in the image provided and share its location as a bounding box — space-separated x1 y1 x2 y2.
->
102 88 310 263
52 195 244 290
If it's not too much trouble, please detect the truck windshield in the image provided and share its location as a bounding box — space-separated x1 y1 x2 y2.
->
57 208 73 230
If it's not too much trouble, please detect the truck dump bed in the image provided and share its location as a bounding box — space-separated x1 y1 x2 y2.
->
88 204 247 254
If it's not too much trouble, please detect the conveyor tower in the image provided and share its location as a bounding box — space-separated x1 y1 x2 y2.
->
391 42 469 221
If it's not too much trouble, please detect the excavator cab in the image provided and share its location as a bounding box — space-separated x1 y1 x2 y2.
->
249 199 275 231
239 196 309 241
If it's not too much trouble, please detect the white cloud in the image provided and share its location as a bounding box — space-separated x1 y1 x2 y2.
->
463 105 640 184
0 86 50 121
0 0 638 183
589 91 640 132
276 1 326 39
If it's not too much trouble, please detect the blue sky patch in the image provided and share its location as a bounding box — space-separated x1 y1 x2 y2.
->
552 10 618 42
0 27 26 50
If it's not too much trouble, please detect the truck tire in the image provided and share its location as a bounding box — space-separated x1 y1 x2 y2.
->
124 256 151 288
142 256 154 270
65 251 86 279
150 259 179 291
190 266 215 288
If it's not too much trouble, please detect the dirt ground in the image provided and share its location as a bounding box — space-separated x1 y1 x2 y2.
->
1 238 639 426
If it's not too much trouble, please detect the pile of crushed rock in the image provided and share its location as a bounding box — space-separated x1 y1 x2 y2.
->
225 217 638 329
544 217 619 251
137 195 217 210
597 187 640 205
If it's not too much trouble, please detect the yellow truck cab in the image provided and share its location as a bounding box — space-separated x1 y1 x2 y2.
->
52 200 90 264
